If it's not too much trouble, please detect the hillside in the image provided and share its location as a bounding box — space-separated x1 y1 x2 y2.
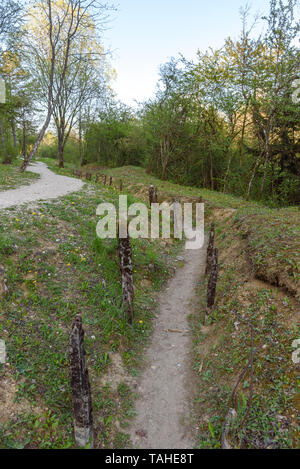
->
1 159 293 449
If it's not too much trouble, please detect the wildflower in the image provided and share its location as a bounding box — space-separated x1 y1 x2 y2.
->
33 280 37 284
139 320 143 324
67 263 71 266
32 212 36 215
72 202 75 205
15 218 19 222
81 257 86 262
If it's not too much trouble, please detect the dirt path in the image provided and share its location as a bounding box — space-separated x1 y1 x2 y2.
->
128 245 206 449
0 161 84 209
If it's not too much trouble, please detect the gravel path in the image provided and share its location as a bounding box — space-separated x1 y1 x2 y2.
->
128 245 206 449
0 161 84 209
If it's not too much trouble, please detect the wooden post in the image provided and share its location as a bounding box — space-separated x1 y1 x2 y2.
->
69 315 93 448
109 176 112 186
205 222 215 276
104 175 107 185
149 185 155 205
118 230 134 324
206 247 218 311
172 198 182 239
120 179 123 191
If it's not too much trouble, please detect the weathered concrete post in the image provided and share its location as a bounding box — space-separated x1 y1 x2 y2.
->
149 185 158 205
69 315 94 448
205 222 215 276
207 247 218 310
149 185 154 205
118 230 134 324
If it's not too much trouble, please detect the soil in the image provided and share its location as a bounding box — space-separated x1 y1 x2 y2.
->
127 245 206 449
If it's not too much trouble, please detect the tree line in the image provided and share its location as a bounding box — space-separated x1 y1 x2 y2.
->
0 0 114 169
0 0 299 206
84 0 300 206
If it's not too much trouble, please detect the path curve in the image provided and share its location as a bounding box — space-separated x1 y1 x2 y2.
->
128 245 206 449
0 161 84 209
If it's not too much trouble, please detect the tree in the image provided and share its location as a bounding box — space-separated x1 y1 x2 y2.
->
19 0 112 172
0 0 22 53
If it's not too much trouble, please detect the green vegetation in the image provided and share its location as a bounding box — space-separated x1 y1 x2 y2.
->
0 159 39 190
0 0 299 452
191 208 299 449
2 1 296 208
0 175 181 448
94 164 299 299
77 0 300 207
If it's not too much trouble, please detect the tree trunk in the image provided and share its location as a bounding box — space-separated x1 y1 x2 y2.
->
259 137 270 200
11 120 17 152
239 103 248 167
57 131 64 168
246 151 262 200
223 148 233 193
210 151 214 190
0 119 10 164
22 120 27 158
20 110 52 172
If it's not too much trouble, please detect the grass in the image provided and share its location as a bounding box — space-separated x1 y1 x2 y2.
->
190 208 300 449
88 163 299 449
0 159 39 191
83 163 299 299
3 157 298 449
39 160 299 298
0 173 181 448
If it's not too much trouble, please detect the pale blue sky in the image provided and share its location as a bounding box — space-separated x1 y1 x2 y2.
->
104 0 272 106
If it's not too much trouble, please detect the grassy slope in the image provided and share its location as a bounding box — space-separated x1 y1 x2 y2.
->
0 167 181 448
0 160 39 191
191 207 299 449
3 158 298 449
87 164 299 299
75 163 300 449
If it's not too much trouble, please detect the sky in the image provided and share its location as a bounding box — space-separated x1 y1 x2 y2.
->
103 0 272 107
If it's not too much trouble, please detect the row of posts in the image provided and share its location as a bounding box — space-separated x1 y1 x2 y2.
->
68 174 218 446
72 169 122 191
68 178 161 447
